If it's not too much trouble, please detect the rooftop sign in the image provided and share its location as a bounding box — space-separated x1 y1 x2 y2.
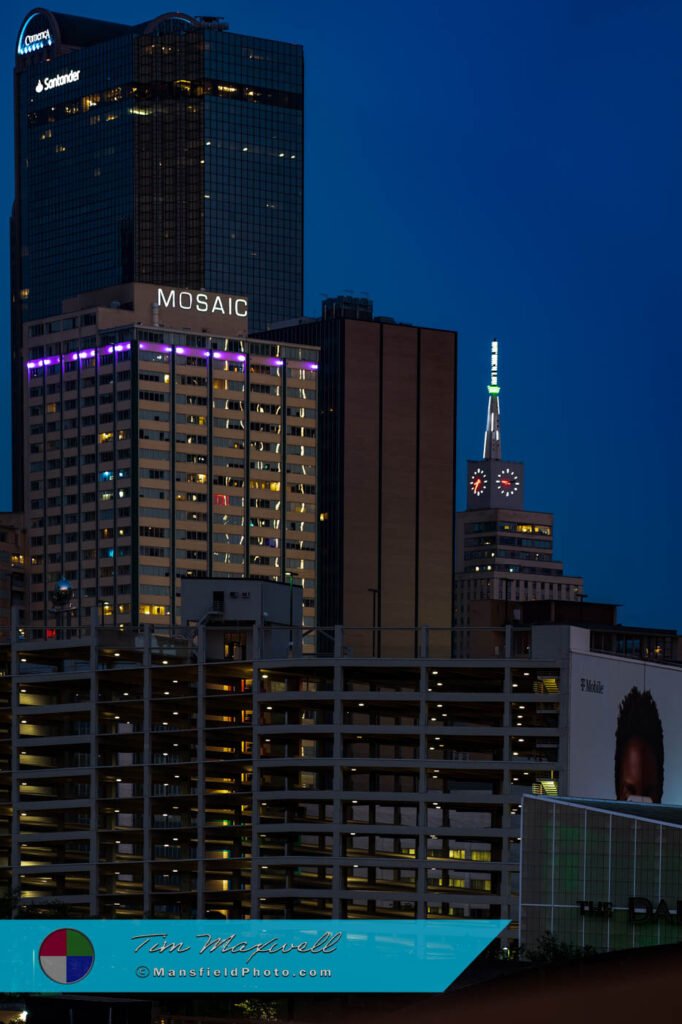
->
18 13 54 56
156 287 248 318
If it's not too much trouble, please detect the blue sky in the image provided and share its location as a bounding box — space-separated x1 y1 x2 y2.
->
3 0 680 628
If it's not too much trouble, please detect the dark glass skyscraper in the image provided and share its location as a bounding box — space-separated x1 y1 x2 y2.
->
12 8 303 502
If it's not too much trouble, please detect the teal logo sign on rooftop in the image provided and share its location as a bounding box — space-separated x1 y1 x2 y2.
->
18 13 54 56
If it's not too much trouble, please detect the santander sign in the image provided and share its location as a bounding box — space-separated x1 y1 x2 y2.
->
35 69 81 93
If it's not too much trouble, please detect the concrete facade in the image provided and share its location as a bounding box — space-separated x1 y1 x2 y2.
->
22 287 318 631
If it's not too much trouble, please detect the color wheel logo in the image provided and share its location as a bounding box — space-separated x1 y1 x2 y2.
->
39 928 95 984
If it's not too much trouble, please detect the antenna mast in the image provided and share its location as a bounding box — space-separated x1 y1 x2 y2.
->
483 339 501 459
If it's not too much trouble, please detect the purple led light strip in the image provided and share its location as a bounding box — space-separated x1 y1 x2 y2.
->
26 342 317 371
212 350 246 362
26 341 132 371
137 341 245 362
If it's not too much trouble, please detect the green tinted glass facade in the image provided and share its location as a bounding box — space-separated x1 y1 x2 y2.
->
521 796 682 953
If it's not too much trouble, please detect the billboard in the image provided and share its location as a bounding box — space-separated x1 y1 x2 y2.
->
568 652 682 805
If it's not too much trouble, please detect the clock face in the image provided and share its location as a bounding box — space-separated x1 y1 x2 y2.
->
469 468 488 496
495 468 520 497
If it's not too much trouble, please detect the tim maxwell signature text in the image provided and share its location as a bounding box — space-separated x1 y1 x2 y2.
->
131 932 342 965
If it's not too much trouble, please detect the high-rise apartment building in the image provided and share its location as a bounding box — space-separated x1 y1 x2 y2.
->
12 8 304 504
22 284 317 630
258 298 457 657
455 342 583 633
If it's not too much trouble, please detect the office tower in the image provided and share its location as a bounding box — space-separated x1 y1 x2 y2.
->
12 9 304 505
454 341 583 632
22 284 317 630
257 297 458 657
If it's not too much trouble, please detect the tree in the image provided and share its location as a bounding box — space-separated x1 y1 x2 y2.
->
234 998 281 1022
521 931 596 964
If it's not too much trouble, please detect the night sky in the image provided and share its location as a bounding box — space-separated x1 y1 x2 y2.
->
2 0 680 629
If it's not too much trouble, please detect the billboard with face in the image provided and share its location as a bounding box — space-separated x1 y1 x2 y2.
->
568 653 682 805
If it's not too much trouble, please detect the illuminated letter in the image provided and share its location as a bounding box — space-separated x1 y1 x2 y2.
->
196 293 208 312
179 291 192 310
235 299 248 317
157 288 175 309
212 296 225 315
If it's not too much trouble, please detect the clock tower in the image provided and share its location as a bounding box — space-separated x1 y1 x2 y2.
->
466 340 524 511
455 340 584 629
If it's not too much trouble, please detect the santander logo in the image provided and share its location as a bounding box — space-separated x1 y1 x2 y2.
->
35 69 81 93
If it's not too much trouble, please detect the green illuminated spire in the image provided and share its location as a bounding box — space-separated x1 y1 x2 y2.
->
483 339 501 459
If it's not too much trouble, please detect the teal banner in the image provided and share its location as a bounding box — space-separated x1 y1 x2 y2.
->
0 920 508 993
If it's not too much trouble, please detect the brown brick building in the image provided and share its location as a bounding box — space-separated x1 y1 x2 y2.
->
258 297 457 656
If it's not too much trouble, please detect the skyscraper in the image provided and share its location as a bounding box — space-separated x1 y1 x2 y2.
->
454 341 583 632
12 8 304 504
257 297 458 656
21 283 317 630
